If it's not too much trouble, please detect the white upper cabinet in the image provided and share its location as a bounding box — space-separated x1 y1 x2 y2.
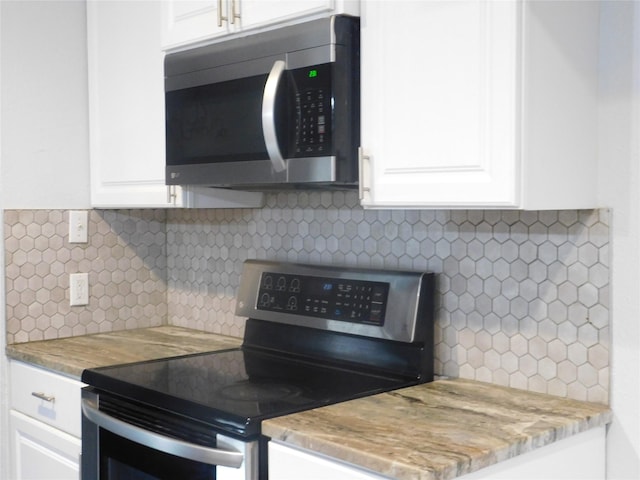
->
87 0 170 207
87 0 263 208
162 0 360 50
359 0 599 209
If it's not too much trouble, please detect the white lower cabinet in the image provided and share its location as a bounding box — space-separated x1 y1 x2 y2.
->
8 361 84 480
269 441 388 480
9 411 81 480
269 426 606 480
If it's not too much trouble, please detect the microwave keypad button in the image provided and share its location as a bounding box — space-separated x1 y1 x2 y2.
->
294 86 331 155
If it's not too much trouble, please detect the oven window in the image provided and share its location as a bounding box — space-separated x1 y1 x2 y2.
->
100 429 216 480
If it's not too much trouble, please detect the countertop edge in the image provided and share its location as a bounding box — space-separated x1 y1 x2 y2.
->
263 378 612 480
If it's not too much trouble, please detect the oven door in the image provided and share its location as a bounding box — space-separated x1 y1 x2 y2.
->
81 388 257 480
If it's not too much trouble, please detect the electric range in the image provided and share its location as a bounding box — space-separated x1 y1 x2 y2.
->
81 260 435 480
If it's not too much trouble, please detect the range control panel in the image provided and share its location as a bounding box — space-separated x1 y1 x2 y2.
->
257 271 388 326
236 260 433 343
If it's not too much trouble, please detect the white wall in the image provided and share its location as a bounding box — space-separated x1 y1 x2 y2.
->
0 1 6 476
0 0 90 209
598 2 640 479
0 1 90 476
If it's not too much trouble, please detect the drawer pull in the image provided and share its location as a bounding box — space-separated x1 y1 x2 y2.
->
31 392 55 403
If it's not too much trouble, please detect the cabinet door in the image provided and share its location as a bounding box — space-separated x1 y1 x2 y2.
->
162 0 229 50
9 410 81 480
87 0 172 207
360 0 519 208
88 1 264 208
269 441 389 480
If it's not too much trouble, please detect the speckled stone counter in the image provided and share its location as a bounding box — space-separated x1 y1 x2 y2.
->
5 326 242 379
263 378 612 480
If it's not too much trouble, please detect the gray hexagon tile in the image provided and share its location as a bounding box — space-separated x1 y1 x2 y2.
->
5 209 167 343
166 192 609 403
5 191 610 404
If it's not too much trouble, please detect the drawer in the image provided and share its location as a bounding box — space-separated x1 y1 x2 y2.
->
10 361 85 437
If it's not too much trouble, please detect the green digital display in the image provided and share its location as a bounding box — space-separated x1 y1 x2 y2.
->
308 69 318 78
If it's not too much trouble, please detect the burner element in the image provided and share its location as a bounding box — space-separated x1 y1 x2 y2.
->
220 381 303 402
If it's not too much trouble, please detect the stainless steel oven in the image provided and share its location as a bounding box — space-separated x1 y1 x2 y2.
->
81 260 435 480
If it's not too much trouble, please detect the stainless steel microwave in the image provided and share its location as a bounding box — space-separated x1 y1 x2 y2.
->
164 15 360 190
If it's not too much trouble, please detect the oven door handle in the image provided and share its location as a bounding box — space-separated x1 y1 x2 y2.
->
82 398 244 469
262 59 287 173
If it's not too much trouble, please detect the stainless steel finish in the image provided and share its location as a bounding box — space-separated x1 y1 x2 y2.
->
31 392 55 403
167 156 337 186
236 260 428 343
262 60 287 173
81 397 244 469
166 48 335 92
165 16 342 91
287 155 336 183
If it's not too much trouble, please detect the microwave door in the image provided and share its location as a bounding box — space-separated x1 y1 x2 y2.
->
262 60 287 173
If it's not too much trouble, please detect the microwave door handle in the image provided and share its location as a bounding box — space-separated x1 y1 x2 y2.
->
81 398 244 469
262 60 287 172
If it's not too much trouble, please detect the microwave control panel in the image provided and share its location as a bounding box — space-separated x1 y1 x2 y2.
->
256 271 388 326
291 63 333 157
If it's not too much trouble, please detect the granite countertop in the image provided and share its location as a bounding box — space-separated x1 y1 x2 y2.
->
5 326 242 379
7 329 612 480
263 378 612 480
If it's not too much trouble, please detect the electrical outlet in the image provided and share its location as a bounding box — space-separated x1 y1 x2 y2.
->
70 273 89 306
69 210 88 243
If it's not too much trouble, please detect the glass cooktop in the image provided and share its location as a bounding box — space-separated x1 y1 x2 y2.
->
82 347 415 439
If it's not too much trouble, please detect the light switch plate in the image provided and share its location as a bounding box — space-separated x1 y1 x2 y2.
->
69 210 88 243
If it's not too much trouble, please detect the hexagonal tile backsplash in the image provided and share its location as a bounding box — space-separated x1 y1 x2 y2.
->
4 191 610 403
5 209 168 341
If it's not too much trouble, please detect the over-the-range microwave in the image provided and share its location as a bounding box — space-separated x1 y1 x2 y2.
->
164 15 360 190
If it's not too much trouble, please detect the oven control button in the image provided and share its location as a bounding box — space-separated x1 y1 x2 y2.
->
289 278 301 292
369 306 383 323
286 296 298 311
259 293 271 307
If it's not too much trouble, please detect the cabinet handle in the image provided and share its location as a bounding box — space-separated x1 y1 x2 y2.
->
230 0 240 24
358 147 371 203
167 185 178 205
31 392 55 403
217 0 228 26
